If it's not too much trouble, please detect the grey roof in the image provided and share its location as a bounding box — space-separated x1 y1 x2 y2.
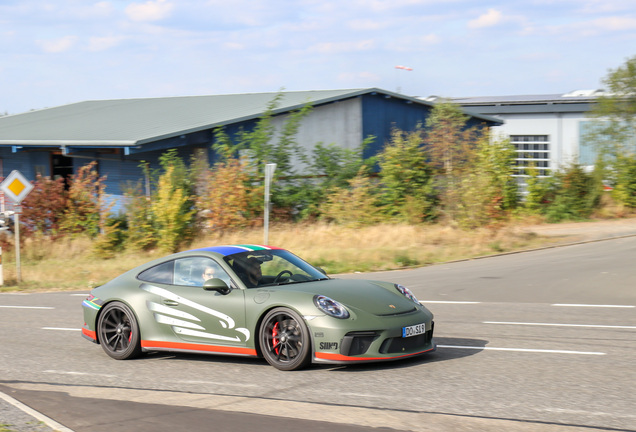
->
451 89 605 106
0 88 501 149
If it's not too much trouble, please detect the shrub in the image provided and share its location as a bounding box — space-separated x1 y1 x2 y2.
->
196 158 259 231
152 166 196 252
20 174 67 238
320 170 383 227
60 162 109 237
545 163 599 222
377 127 437 222
123 181 156 251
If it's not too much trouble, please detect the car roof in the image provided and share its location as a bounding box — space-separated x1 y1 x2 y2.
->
185 244 284 257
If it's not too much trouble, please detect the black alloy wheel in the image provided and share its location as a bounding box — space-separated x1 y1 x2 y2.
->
259 307 311 371
97 301 142 360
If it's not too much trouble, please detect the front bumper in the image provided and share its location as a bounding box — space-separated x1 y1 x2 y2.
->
310 310 436 364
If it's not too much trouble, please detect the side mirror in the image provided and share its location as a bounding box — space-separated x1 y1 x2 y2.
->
203 278 231 294
317 267 327 276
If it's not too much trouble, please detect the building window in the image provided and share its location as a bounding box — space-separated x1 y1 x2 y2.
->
509 135 550 177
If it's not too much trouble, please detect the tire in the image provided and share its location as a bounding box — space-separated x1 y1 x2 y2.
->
259 307 311 371
97 301 142 360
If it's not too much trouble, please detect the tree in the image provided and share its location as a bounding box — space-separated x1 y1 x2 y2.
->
196 158 258 231
377 127 436 222
424 100 486 220
20 175 67 237
152 166 196 252
60 162 109 237
586 56 636 207
425 101 478 176
453 134 518 227
588 55 636 157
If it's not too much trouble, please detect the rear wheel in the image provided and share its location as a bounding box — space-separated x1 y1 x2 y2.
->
259 307 311 371
97 301 141 360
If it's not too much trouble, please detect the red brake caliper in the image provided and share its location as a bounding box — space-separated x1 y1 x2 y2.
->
272 322 280 354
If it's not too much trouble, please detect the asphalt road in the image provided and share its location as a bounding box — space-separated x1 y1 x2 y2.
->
1 236 635 432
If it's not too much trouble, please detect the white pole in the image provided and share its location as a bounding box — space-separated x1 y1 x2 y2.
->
14 209 21 283
263 163 276 245
0 246 3 286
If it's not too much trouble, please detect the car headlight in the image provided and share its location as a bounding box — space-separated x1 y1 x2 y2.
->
395 284 420 305
313 295 350 319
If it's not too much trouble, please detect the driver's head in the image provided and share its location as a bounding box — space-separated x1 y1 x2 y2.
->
245 258 262 279
202 266 216 281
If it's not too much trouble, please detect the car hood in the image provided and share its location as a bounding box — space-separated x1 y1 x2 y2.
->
284 279 418 315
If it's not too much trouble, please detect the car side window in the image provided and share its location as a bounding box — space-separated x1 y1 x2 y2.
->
138 260 174 285
174 257 231 287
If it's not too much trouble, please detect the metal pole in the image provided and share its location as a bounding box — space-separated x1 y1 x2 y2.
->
263 163 276 245
14 210 21 283
0 246 3 286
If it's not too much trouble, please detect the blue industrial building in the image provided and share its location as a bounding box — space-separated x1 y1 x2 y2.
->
0 88 501 210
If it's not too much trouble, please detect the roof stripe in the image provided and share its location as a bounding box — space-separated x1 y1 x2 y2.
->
186 244 282 256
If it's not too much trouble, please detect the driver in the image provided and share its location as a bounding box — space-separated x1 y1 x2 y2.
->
242 257 263 288
201 265 217 283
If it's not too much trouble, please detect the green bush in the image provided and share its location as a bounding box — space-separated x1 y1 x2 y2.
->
545 163 600 222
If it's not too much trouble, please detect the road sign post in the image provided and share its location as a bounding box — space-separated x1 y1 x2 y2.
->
263 163 276 245
0 170 34 284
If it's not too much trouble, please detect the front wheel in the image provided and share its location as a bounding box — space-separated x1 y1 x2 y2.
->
259 308 311 371
97 301 142 360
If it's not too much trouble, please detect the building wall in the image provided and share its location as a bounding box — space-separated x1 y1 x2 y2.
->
489 111 588 172
361 94 434 159
0 149 51 179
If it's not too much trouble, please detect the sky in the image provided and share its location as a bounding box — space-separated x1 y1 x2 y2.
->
1 0 635 115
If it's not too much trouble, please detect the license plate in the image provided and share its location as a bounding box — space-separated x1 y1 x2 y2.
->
402 323 427 338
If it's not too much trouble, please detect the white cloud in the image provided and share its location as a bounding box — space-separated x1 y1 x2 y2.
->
468 8 503 29
37 35 77 53
125 0 174 22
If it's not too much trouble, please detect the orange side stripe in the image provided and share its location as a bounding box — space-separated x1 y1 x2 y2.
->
141 340 257 356
82 327 96 340
315 347 434 362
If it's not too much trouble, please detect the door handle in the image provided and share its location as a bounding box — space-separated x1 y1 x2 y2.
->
163 299 179 306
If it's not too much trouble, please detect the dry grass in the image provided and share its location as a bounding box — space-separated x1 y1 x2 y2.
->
0 221 557 292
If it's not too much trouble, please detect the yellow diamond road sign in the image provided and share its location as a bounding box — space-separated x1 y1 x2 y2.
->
0 170 34 204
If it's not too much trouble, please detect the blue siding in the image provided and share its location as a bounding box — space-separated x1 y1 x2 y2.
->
360 94 433 160
0 149 52 180
361 94 497 161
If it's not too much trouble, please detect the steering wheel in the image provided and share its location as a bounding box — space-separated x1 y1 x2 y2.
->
273 270 293 283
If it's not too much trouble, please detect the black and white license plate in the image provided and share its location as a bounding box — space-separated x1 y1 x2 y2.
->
402 323 427 338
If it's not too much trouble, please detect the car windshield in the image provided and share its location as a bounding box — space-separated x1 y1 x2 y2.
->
224 249 328 288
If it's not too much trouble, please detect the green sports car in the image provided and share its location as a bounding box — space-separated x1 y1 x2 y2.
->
82 245 435 370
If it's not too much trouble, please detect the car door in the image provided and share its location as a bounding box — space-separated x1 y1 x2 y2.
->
138 257 250 349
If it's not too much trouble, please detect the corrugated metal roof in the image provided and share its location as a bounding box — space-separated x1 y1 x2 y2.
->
452 90 604 105
0 88 501 147
0 89 369 146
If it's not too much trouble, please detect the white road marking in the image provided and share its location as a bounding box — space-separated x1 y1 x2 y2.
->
0 305 54 309
70 293 89 296
42 327 81 331
484 321 636 330
552 303 635 308
44 370 116 378
177 380 259 388
420 301 481 304
437 345 606 355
